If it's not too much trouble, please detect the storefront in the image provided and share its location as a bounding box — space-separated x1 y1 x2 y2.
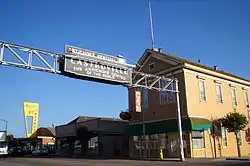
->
17 127 56 153
127 117 212 158
56 116 129 158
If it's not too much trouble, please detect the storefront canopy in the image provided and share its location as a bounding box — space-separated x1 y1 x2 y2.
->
126 117 212 135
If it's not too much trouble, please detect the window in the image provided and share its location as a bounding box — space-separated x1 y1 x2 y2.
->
159 80 175 104
159 133 167 148
192 131 204 149
160 80 167 104
216 84 223 104
88 136 98 150
221 127 228 146
149 63 155 71
237 131 242 146
199 80 206 101
141 88 148 109
231 88 237 106
244 91 249 108
133 136 138 141
149 134 159 149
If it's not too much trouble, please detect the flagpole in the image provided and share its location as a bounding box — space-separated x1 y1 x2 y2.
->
149 1 155 49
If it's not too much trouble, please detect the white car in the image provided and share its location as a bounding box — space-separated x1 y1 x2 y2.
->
0 144 8 157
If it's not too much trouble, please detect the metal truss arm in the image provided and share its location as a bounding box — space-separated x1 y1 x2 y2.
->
0 42 62 74
129 71 177 92
0 41 177 92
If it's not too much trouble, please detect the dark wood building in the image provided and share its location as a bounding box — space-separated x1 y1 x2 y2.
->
56 116 129 158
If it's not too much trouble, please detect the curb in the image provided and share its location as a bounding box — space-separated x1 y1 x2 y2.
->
226 158 250 161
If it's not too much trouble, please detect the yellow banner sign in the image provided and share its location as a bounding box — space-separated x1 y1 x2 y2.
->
23 102 39 138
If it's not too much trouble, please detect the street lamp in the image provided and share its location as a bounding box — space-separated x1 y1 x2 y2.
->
0 119 8 143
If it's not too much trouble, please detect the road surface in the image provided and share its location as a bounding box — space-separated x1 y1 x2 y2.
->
1 157 250 166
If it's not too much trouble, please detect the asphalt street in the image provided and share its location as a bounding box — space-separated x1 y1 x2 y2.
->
1 157 250 166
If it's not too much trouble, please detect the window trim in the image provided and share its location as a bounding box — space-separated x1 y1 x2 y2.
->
198 79 207 102
149 62 155 71
237 130 243 146
141 88 148 109
215 83 223 104
159 79 167 105
221 126 228 147
244 90 249 108
231 87 237 107
159 80 175 104
191 131 205 149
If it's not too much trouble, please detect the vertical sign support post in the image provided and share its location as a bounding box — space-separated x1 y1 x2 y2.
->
0 119 7 143
175 79 185 161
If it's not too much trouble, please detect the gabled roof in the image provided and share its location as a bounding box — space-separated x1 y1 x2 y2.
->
45 127 56 136
67 116 98 124
29 127 56 138
67 116 127 125
136 49 250 83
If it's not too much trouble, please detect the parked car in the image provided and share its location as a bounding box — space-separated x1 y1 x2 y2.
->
32 148 49 156
0 144 8 158
8 146 24 157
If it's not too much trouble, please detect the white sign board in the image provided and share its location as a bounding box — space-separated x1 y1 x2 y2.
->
0 131 6 142
64 56 132 84
65 45 127 65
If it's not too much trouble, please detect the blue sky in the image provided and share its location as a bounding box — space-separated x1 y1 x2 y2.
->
0 0 250 137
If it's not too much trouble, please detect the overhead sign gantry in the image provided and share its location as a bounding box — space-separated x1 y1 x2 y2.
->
0 41 185 161
0 42 176 91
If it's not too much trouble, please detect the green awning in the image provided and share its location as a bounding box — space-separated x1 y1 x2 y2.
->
190 117 211 131
125 117 212 135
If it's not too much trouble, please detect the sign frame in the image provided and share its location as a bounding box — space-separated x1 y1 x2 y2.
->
63 55 133 85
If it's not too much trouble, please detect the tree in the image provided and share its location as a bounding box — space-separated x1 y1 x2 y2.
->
6 134 14 144
219 112 249 157
76 127 90 155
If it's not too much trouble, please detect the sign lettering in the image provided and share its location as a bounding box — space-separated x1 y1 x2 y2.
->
64 56 132 84
65 45 126 64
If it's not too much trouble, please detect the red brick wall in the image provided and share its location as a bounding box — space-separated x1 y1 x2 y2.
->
41 137 55 145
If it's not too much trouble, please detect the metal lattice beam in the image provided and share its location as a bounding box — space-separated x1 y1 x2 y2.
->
0 41 177 92
0 42 61 74
129 71 177 92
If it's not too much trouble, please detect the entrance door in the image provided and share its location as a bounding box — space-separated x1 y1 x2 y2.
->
191 131 206 158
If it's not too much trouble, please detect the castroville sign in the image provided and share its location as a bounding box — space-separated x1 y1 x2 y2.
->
61 56 133 85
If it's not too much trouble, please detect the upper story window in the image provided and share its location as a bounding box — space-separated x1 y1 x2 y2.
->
199 79 206 101
244 90 249 108
159 79 175 104
216 84 223 104
231 88 237 106
149 63 155 71
141 87 148 109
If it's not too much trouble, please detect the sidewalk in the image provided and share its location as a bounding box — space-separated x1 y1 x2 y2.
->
129 157 227 162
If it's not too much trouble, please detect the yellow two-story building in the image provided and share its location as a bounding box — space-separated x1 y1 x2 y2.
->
127 48 250 159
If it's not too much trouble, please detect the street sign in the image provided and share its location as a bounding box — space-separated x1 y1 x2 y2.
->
23 102 39 138
63 56 132 85
0 131 6 142
65 45 127 65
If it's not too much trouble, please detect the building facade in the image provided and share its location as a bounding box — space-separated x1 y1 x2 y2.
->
128 49 250 158
56 116 129 158
17 127 56 153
